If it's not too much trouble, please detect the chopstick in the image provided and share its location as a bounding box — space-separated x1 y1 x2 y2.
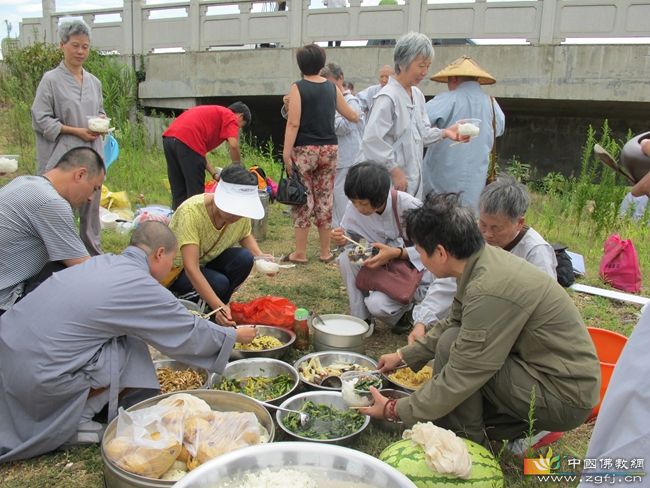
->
341 234 364 248
204 306 227 319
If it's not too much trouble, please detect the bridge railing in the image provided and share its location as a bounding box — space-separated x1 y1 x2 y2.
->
18 0 650 53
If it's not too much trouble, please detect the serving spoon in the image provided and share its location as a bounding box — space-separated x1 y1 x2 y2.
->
256 400 311 427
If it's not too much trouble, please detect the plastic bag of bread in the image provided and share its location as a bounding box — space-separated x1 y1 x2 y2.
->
104 404 183 479
184 410 270 469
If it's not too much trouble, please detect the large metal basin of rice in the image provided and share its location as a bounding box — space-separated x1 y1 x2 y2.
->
101 390 274 488
230 325 295 360
174 442 416 488
210 357 300 404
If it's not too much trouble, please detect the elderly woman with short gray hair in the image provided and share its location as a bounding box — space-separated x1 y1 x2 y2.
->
356 32 466 197
31 18 105 256
478 176 557 278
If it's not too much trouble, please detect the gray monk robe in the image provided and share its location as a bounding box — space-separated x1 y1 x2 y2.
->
0 246 236 463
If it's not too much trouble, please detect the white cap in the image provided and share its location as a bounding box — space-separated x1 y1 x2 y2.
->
214 180 265 219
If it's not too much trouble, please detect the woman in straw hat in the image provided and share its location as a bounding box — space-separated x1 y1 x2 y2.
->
356 32 466 198
423 55 505 210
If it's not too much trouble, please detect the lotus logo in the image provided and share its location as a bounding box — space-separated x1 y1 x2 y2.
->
524 448 561 475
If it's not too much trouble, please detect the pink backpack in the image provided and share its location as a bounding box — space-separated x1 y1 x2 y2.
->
599 234 642 293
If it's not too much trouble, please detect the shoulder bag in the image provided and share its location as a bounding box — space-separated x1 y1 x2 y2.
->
355 189 424 304
276 164 308 206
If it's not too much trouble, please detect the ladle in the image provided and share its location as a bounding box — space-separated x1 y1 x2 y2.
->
256 400 311 427
311 311 327 328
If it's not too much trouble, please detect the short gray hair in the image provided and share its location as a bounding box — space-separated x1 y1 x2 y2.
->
58 18 91 44
130 221 177 255
320 62 344 81
479 175 530 221
393 32 434 75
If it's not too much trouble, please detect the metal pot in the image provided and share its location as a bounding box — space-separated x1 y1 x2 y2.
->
229 325 295 360
210 357 300 404
310 314 373 352
101 390 274 488
251 190 270 241
173 442 417 488
621 131 650 183
276 391 370 444
153 359 210 392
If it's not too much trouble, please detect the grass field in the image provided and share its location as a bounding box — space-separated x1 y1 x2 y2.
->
0 128 646 487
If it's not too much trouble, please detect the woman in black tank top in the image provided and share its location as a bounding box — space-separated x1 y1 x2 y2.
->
282 44 360 264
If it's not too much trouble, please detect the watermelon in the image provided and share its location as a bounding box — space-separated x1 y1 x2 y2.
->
379 438 504 487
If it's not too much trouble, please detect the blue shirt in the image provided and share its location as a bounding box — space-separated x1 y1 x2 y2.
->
422 81 505 211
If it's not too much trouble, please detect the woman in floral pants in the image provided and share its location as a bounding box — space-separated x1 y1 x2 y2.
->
282 44 360 263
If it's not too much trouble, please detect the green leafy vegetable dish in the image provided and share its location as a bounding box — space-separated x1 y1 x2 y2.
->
284 401 366 440
354 375 382 392
216 374 294 401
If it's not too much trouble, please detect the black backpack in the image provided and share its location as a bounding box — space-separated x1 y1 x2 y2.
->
553 244 575 287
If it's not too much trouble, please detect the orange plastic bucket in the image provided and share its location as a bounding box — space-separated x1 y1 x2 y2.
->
586 327 628 420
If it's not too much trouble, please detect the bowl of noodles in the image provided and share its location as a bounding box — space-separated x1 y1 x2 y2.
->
231 325 295 360
383 364 434 393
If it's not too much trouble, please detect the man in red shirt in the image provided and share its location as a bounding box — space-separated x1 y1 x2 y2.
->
163 102 252 209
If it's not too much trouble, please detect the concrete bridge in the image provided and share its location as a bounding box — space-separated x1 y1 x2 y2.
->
17 0 650 174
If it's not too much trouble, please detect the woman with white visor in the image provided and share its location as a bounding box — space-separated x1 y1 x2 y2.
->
168 165 274 326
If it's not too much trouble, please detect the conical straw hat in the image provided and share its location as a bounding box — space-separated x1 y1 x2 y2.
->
430 55 496 85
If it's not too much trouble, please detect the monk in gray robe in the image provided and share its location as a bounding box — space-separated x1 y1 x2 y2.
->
0 222 255 463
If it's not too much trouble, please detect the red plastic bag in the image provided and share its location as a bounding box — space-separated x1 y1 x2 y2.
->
599 234 642 293
230 296 297 329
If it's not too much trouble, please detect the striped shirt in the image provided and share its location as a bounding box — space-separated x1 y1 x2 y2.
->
0 176 88 310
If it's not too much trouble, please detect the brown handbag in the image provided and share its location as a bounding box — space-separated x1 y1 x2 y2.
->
355 190 424 304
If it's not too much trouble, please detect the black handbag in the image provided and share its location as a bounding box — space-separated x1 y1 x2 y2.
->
276 164 308 206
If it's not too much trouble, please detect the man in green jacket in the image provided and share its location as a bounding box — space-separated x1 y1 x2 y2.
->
362 193 600 449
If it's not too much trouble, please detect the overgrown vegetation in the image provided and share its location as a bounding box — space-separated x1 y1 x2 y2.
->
0 45 648 487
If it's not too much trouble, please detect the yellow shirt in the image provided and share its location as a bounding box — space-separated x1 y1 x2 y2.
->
169 194 252 267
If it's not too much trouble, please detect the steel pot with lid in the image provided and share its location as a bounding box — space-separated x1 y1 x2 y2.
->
310 314 373 352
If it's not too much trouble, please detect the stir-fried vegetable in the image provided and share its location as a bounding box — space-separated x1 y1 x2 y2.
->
284 401 365 440
216 374 294 401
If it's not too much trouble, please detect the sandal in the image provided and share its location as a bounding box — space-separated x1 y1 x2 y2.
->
319 254 336 264
280 252 308 264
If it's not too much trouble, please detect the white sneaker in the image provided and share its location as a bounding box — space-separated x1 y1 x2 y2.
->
506 430 564 456
61 420 106 447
